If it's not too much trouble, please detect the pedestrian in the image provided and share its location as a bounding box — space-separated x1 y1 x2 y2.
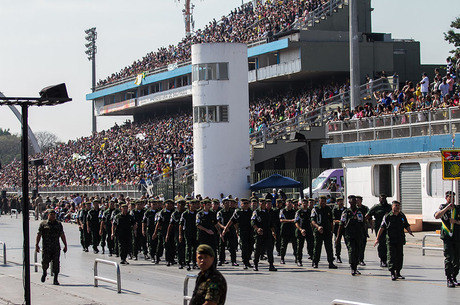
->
112 203 137 265
311 195 337 269
434 191 460 287
374 200 413 281
336 195 365 275
251 198 277 271
366 194 392 267
190 244 227 305
35 209 68 285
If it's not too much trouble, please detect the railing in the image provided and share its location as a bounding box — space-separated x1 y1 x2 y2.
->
292 0 348 31
0 241 6 264
249 59 301 83
331 300 373 305
250 77 398 146
10 209 18 218
94 258 122 293
183 274 198 305
422 234 442 256
327 106 460 144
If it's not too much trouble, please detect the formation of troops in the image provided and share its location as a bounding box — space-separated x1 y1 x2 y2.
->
73 192 418 280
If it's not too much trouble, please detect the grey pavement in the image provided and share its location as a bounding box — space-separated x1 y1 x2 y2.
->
0 215 458 305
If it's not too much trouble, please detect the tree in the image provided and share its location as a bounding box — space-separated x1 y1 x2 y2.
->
0 129 21 167
444 16 460 59
35 131 60 152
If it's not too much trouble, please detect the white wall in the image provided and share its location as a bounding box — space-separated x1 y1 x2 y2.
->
192 43 251 199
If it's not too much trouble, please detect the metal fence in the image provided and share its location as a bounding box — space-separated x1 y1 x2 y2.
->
0 241 6 264
183 274 197 305
327 106 460 144
94 258 122 293
422 234 443 256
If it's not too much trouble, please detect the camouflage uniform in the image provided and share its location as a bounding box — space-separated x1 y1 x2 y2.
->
38 219 64 275
190 266 227 305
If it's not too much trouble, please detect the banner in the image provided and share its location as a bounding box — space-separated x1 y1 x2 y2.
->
134 72 146 85
441 148 460 179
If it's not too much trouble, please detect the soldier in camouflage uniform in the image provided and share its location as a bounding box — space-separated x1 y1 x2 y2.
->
35 209 68 285
110 202 121 257
190 244 227 305
143 199 159 263
86 199 102 254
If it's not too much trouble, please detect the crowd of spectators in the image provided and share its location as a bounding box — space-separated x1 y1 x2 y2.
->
96 0 329 87
0 113 193 188
329 62 460 122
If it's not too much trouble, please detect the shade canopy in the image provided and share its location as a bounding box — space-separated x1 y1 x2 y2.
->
250 174 301 191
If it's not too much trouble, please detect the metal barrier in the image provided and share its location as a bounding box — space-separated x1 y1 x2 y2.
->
331 300 374 305
29 210 36 218
0 241 6 264
422 234 442 256
33 250 53 275
94 258 121 293
10 209 18 218
183 274 198 305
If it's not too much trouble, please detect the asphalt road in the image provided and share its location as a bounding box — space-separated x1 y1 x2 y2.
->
0 214 457 305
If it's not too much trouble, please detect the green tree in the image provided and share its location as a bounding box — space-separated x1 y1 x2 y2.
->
444 16 460 59
0 128 21 167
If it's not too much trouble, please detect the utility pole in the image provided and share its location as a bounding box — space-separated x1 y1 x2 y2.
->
85 27 97 134
178 0 195 37
349 0 360 110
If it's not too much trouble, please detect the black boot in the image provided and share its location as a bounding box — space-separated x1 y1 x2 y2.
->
253 263 258 271
41 270 47 283
102 247 105 255
269 264 277 271
391 270 397 281
280 257 285 264
396 270 405 279
53 274 60 285
447 277 456 288
336 256 342 263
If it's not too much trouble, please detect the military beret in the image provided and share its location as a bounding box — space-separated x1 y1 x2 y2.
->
259 198 267 202
84 201 92 205
121 203 128 208
47 209 56 214
336 197 344 201
202 199 211 204
212 199 220 204
347 195 356 199
197 244 215 257
379 193 387 197
392 200 401 205
93 199 101 204
176 199 187 205
164 199 174 205
308 198 316 202
240 198 249 202
251 198 258 203
135 200 144 204
319 195 327 199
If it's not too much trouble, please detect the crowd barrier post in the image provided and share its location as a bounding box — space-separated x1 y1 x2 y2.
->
0 241 6 264
422 234 442 256
93 258 121 293
183 274 197 305
33 250 54 275
10 209 18 218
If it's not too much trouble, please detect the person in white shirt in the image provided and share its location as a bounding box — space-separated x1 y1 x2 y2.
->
420 72 429 97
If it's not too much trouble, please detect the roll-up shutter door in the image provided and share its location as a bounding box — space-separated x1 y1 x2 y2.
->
399 163 422 214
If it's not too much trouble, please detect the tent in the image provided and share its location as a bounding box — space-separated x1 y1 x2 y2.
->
250 174 302 191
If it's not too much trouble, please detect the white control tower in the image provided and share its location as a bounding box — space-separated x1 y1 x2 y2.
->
192 43 250 199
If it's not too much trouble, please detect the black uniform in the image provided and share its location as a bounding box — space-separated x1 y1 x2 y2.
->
170 209 185 265
295 208 314 263
230 208 253 267
340 207 365 271
143 208 158 261
38 219 64 275
367 202 392 264
110 208 121 256
217 208 238 264
380 211 410 273
196 210 218 255
78 208 91 251
87 207 102 252
311 205 335 265
251 208 275 267
180 209 198 267
131 208 148 259
101 208 116 255
113 213 136 262
358 204 369 263
279 208 297 261
156 208 174 264
332 205 345 259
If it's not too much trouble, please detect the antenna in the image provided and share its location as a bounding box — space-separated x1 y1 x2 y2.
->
176 0 200 37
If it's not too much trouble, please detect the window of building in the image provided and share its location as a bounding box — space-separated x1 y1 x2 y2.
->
193 105 229 123
372 164 394 197
429 162 452 197
192 63 229 82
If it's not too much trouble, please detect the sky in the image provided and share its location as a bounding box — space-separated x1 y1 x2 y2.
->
0 0 459 142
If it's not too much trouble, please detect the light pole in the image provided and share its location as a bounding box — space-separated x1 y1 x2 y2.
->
0 84 71 305
85 27 97 134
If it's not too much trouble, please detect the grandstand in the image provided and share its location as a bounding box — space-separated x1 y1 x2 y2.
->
0 0 440 198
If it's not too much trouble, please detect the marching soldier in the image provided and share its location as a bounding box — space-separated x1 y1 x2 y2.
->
143 199 159 263
131 200 148 260
217 198 239 266
366 194 392 267
434 191 460 287
295 199 314 266
197 199 220 261
154 199 175 266
356 195 369 266
110 202 122 257
252 198 277 271
336 195 365 275
223 198 254 269
375 200 413 280
273 199 284 256
112 203 136 265
180 199 200 270
279 199 297 264
167 199 187 269
87 199 102 254
35 209 68 285
311 195 337 269
332 197 346 263
77 202 92 252
100 199 116 256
